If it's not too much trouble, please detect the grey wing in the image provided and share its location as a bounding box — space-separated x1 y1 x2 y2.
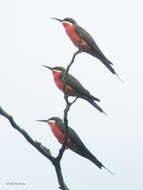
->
68 127 96 159
74 25 106 57
59 72 91 96
57 119 93 156
67 127 89 151
57 120 87 149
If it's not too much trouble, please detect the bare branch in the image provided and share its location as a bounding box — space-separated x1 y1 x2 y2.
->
0 106 54 161
0 45 81 190
64 50 81 80
54 162 70 190
0 106 69 190
56 50 80 162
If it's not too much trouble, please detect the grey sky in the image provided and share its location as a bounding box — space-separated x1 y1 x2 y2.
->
0 0 143 189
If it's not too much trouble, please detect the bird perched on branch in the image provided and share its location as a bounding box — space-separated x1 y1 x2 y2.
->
51 17 122 81
43 65 106 115
38 117 112 173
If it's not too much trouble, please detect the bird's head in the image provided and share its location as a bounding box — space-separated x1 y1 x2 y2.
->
51 17 78 27
37 117 62 126
42 65 65 74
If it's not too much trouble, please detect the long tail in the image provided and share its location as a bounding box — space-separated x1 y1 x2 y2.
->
89 94 100 102
102 58 115 74
101 58 123 82
83 96 107 115
89 155 113 174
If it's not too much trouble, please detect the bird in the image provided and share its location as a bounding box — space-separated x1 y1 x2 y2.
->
37 116 113 173
43 65 106 115
51 17 122 81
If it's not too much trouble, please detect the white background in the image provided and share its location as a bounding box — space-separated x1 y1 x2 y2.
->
0 0 143 189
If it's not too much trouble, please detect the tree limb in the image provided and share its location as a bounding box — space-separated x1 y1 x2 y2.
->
0 106 68 190
0 50 80 190
0 106 54 161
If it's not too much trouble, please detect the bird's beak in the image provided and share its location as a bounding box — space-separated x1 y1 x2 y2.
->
37 120 48 123
42 65 53 70
51 17 62 22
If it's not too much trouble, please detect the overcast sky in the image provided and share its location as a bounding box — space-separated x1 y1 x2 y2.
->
0 0 143 189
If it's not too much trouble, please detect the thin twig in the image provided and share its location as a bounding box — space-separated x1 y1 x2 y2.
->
64 50 81 81
56 50 80 162
56 97 78 162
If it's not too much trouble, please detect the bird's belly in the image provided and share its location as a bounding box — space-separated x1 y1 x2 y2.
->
54 77 76 96
65 27 89 51
51 125 64 144
54 77 63 91
51 125 73 147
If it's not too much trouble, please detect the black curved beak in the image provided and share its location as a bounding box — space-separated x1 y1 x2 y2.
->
42 65 53 70
51 17 62 22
